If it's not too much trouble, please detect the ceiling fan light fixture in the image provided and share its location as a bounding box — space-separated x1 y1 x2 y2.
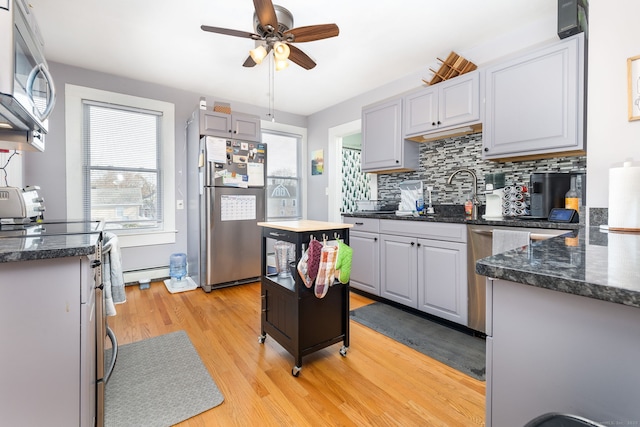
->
273 41 290 60
275 58 289 71
249 45 268 64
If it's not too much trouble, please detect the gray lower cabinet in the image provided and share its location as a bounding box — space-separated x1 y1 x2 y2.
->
361 97 419 173
345 216 468 327
417 238 468 325
483 32 585 159
486 278 640 426
349 230 380 294
380 233 418 307
344 217 380 295
0 256 95 426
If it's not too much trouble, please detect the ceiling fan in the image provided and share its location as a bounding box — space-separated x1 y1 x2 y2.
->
201 0 339 70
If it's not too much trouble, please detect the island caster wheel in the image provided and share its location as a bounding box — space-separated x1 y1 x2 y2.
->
258 334 266 344
292 366 301 377
339 345 348 357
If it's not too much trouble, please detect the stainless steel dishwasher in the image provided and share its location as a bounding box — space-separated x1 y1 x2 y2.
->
466 224 572 333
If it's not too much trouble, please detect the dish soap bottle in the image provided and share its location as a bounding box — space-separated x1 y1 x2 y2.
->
464 194 474 218
565 175 580 211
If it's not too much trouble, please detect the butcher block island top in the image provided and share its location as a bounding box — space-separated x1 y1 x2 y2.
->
257 220 352 232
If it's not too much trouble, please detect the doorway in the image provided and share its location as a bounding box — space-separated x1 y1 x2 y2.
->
327 120 377 223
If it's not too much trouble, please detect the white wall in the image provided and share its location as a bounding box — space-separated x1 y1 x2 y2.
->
586 0 640 208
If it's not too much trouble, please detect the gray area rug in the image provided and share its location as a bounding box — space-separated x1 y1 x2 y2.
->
105 330 224 426
350 302 486 381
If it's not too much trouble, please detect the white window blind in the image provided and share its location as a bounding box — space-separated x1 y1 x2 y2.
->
82 101 163 230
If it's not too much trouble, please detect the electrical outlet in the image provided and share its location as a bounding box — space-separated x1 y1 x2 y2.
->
176 200 184 210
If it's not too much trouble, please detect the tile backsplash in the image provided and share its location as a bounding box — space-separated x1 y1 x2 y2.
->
377 132 586 206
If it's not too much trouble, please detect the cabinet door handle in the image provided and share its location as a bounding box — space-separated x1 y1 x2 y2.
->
431 122 436 126
411 241 415 246
374 237 377 242
437 121 441 125
417 243 421 247
395 160 399 164
484 147 489 152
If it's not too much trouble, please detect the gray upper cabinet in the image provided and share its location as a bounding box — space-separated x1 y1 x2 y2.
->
200 110 261 142
483 33 585 160
403 71 481 141
361 97 419 173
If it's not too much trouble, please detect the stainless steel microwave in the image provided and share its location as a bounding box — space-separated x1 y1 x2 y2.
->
0 0 56 151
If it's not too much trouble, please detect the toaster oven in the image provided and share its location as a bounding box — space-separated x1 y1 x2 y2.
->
0 186 45 221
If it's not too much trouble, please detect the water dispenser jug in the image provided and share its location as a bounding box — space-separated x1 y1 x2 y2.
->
169 253 187 281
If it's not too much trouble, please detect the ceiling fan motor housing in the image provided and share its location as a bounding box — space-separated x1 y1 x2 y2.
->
253 5 293 38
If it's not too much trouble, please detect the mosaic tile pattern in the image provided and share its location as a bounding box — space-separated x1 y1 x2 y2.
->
341 148 372 213
377 132 587 206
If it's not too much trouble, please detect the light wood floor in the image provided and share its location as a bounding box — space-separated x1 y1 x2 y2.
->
108 281 486 426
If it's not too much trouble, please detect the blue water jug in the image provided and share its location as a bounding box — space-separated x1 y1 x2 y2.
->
169 253 187 281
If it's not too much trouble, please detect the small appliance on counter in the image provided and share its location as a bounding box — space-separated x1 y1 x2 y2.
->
0 186 45 222
529 172 572 218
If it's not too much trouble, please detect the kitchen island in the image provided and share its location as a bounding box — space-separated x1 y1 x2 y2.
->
257 220 352 377
476 226 640 427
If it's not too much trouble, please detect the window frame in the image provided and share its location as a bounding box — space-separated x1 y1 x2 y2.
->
65 84 176 248
261 120 307 221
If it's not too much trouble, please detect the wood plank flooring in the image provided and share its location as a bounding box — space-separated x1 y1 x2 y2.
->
108 281 485 426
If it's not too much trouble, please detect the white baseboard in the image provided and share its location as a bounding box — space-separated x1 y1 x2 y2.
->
124 267 169 284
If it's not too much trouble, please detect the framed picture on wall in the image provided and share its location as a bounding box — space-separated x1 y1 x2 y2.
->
627 55 640 121
311 149 324 175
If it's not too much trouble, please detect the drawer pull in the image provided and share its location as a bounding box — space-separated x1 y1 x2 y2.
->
355 222 364 225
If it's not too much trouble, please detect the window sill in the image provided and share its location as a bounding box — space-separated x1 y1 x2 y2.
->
115 230 177 248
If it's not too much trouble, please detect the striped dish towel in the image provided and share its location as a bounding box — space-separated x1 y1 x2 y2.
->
315 245 338 298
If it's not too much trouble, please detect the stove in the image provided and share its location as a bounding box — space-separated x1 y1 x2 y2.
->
0 220 104 238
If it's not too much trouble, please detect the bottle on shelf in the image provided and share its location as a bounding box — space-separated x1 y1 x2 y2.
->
565 175 580 211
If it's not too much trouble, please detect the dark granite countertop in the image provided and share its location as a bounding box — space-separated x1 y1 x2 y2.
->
0 233 101 263
342 210 581 231
476 226 640 309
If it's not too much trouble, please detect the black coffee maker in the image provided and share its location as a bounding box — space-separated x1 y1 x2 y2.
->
529 172 572 218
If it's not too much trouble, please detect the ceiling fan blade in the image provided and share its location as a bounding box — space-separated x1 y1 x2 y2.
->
201 25 261 40
284 24 339 43
288 44 316 70
243 56 257 67
253 0 278 32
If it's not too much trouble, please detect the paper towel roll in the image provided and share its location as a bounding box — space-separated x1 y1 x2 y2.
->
609 161 640 231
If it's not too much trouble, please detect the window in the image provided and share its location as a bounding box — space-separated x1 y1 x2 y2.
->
83 101 162 230
65 85 175 247
262 130 302 220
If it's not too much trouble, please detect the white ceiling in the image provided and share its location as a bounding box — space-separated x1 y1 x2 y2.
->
27 0 556 116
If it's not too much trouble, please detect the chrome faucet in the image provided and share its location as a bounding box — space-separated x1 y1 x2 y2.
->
447 168 479 220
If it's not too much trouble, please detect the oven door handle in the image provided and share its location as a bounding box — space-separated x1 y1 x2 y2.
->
104 325 118 384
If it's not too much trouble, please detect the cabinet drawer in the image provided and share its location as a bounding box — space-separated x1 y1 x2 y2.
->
380 219 466 243
343 217 380 233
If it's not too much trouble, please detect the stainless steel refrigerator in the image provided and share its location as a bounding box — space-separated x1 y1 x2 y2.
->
187 133 267 292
